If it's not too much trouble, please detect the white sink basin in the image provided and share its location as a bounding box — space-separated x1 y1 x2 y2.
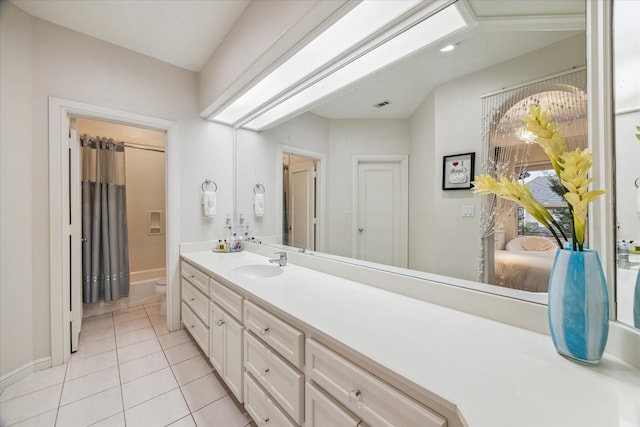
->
233 264 284 279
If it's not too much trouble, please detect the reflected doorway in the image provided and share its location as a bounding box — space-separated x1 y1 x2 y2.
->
283 153 317 250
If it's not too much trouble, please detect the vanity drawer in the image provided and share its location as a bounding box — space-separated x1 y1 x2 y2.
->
244 300 304 368
182 302 209 356
244 372 297 427
182 279 209 325
245 331 304 424
210 278 243 322
181 261 209 295
306 381 361 427
306 339 446 427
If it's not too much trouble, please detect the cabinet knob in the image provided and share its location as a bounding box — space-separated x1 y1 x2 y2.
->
259 327 270 335
261 368 270 376
348 389 361 404
216 319 225 326
190 297 195 301
358 228 364 233
261 418 270 425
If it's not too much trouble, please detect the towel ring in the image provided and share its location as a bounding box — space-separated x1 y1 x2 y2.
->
202 179 217 192
635 177 640 189
254 183 265 194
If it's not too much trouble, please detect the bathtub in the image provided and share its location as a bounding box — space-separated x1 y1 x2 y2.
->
82 278 164 318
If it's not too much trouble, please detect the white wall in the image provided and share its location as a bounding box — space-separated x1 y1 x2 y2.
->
237 113 410 257
0 2 35 380
327 119 410 257
237 113 331 242
615 111 640 242
409 34 586 281
0 4 234 379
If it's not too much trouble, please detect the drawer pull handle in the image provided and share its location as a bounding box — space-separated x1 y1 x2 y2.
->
259 327 270 335
190 297 195 301
261 368 270 376
216 319 226 326
261 418 270 425
190 324 196 329
348 389 361 404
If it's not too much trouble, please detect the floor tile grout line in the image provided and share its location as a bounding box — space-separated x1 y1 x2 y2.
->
146 304 196 426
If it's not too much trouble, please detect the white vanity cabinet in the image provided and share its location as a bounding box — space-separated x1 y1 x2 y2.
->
244 300 305 425
181 262 209 356
209 301 244 402
306 339 446 427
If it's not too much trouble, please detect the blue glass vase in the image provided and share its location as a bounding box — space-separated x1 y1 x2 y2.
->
548 249 609 364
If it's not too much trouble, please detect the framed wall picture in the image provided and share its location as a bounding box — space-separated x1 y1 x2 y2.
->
442 152 475 190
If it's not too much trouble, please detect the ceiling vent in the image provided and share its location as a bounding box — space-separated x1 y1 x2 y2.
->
373 100 392 108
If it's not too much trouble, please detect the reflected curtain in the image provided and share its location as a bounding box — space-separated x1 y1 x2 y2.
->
477 69 587 282
81 134 130 303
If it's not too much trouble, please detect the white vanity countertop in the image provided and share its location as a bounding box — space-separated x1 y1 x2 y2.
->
181 249 640 427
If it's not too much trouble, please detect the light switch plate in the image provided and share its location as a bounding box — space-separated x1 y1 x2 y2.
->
462 205 474 217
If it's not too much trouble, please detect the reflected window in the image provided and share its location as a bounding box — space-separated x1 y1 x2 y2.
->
516 169 570 239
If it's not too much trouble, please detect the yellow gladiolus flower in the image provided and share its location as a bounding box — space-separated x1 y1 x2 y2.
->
559 148 605 245
523 105 565 177
472 174 558 234
474 106 605 251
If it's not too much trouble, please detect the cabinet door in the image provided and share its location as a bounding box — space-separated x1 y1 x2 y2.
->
306 382 361 427
225 314 244 403
209 302 224 374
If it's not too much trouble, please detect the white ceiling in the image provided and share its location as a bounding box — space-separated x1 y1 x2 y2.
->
10 0 585 120
10 0 250 72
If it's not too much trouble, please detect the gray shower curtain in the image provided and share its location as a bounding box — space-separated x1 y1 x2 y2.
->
81 135 130 303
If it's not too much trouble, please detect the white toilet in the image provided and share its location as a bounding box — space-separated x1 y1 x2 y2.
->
156 279 167 316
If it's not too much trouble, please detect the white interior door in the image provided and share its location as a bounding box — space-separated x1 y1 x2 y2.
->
69 118 83 352
289 159 316 250
353 157 408 267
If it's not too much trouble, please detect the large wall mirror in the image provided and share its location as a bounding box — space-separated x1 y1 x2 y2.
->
613 0 640 331
235 0 587 305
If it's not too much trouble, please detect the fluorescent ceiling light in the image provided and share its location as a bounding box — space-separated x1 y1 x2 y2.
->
244 4 467 131
211 0 422 125
440 44 456 52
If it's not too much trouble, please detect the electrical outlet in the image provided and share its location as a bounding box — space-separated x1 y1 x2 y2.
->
462 205 474 217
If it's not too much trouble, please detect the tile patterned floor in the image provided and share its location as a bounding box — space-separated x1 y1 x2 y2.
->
0 302 254 427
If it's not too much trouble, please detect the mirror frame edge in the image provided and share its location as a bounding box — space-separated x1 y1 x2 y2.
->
587 0 640 365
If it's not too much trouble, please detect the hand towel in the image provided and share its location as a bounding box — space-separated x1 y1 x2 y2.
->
254 193 264 216
202 191 216 218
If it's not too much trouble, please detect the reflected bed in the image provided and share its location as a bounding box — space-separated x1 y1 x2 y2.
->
494 236 558 293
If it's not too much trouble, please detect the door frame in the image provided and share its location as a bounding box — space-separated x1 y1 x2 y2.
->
351 154 408 267
49 97 180 366
276 144 326 252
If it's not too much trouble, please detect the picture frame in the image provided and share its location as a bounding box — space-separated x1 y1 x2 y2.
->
442 152 475 190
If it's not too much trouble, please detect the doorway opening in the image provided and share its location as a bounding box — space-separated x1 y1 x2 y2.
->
75 118 167 320
282 153 318 251
49 97 178 366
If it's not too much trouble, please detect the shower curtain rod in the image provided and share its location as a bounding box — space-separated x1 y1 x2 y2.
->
81 134 165 153
123 142 165 153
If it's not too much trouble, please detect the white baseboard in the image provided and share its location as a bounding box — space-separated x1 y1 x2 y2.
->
0 357 52 393
130 268 166 284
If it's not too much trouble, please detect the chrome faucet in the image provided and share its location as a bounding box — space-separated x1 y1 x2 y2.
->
269 251 287 267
